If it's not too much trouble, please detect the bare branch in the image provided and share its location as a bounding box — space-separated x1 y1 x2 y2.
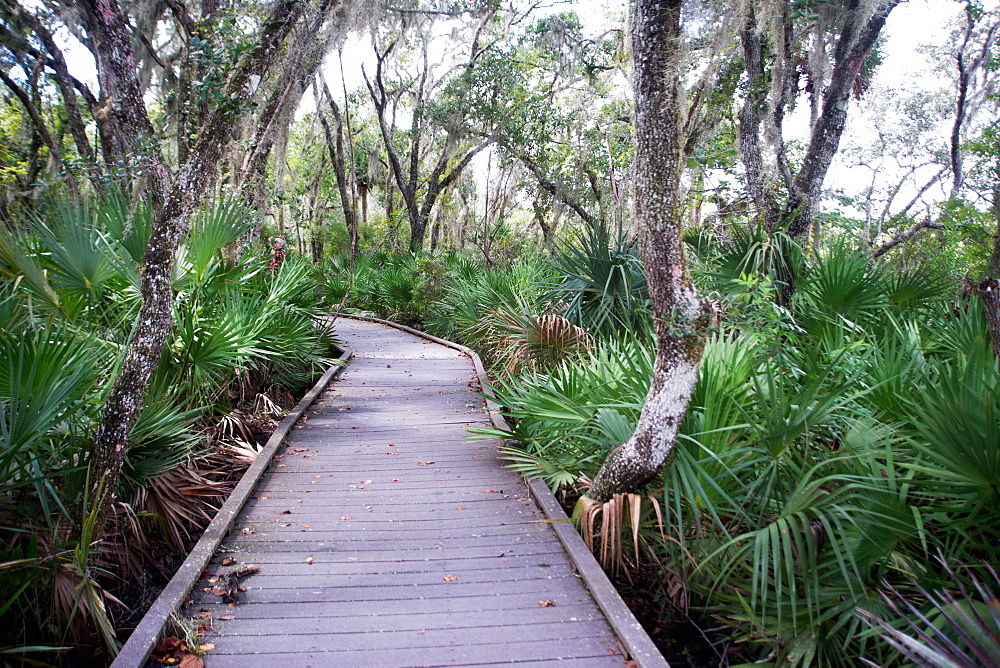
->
872 217 945 259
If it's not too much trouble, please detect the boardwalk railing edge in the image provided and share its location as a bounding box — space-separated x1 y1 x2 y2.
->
112 346 353 668
341 314 669 668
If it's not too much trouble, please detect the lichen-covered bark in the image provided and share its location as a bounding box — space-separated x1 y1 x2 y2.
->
586 0 706 503
784 0 901 239
80 0 333 539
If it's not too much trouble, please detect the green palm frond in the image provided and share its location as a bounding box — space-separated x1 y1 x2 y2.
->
884 265 954 313
0 225 62 316
795 242 888 337
863 560 1000 668
0 325 99 524
186 199 255 279
94 189 152 263
551 219 650 339
901 355 1000 540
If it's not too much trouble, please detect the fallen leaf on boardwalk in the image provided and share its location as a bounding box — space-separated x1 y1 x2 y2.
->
417 461 435 466
210 586 226 596
432 544 441 549
277 464 287 467
301 524 310 528
607 648 621 656
456 507 466 510
341 516 352 520
220 557 235 566
280 510 291 515
305 556 314 564
361 480 373 484
294 448 307 452
539 600 554 607
241 527 254 534
418 629 426 634
198 643 215 652
516 497 527 501
313 476 322 479
391 478 399 482
443 575 457 582
178 656 204 668
237 586 246 592
482 490 504 494
197 611 213 618
218 615 235 620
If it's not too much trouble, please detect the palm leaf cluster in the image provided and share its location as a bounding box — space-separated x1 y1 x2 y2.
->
314 251 464 325
482 230 997 665
0 194 336 659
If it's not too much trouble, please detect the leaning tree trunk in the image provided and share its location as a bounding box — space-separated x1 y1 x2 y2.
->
80 0 327 541
585 0 709 503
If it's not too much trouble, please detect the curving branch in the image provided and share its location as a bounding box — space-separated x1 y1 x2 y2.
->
871 217 945 259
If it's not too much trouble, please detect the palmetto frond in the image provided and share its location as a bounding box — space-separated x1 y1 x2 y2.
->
551 218 650 339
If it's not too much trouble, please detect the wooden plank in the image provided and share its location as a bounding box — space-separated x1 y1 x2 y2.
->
198 563 576 589
111 348 353 668
191 574 585 605
203 621 615 653
204 548 568 569
209 604 605 634
201 640 623 667
187 590 597 620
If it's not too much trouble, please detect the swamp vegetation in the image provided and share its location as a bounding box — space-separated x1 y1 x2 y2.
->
1 0 999 665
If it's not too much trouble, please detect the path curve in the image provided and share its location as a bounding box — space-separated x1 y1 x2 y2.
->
189 318 630 666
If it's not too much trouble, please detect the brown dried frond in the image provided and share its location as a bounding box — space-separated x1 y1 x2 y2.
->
487 311 593 375
52 561 119 649
136 467 230 552
574 492 665 581
219 439 262 467
254 392 284 417
519 314 593 366
217 410 255 442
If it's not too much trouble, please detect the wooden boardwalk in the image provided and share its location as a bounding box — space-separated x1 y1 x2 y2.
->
188 318 629 666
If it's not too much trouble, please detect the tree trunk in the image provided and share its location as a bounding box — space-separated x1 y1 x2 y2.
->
586 0 707 503
316 76 358 257
80 0 330 542
978 188 1000 366
785 0 901 239
533 199 555 252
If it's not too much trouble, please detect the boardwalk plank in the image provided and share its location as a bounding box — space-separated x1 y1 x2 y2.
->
211 604 606 635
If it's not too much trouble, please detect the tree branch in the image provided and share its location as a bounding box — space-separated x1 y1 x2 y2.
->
871 217 944 259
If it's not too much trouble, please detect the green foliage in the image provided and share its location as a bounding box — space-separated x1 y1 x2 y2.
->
550 220 651 339
0 194 336 656
487 233 998 665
